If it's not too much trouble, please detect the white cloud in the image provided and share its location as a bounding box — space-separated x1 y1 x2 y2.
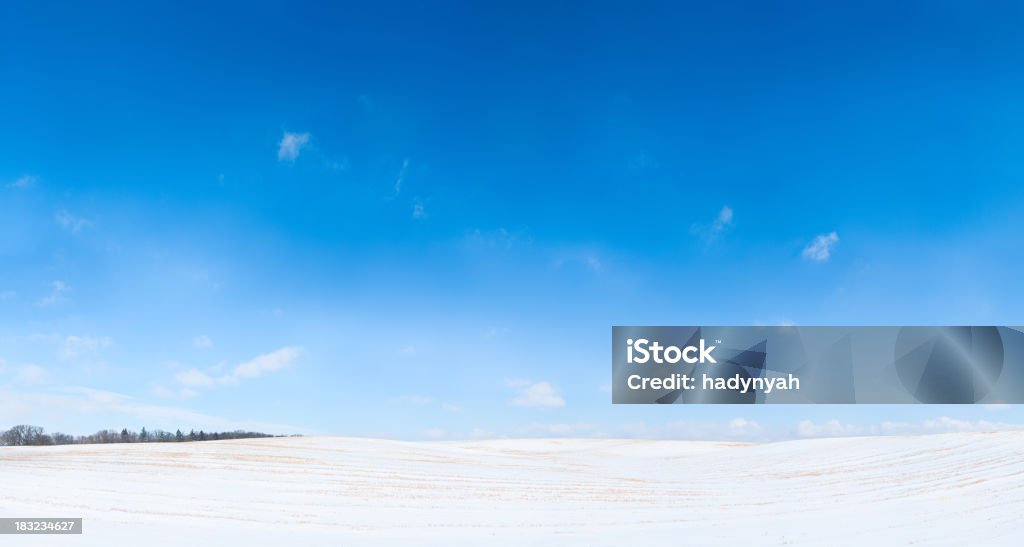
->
802 231 839 262
55 209 93 233
38 281 69 306
412 201 426 219
469 427 496 439
326 156 349 171
728 417 762 436
614 419 769 441
713 206 734 230
192 335 213 349
464 228 527 251
175 369 217 388
394 159 409 194
151 385 175 398
422 427 446 439
15 364 49 385
25 333 111 365
797 419 865 437
61 335 113 359
232 346 301 379
921 417 1008 432
0 386 309 434
982 403 1011 410
553 252 603 271
691 205 734 242
9 175 38 189
172 346 303 392
794 417 1019 438
441 402 462 412
509 381 565 409
881 417 1016 435
151 385 198 399
517 422 597 437
277 131 310 162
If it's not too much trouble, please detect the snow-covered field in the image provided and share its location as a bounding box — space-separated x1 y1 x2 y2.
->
1 432 1022 545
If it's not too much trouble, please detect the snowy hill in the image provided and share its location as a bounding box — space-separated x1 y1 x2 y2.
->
2 432 1022 545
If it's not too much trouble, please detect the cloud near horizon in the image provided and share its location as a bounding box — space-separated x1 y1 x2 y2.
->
508 380 566 409
0 385 310 435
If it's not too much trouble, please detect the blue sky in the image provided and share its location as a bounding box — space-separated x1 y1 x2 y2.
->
2 1 1024 440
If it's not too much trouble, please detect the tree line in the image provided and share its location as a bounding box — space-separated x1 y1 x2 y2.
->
0 424 287 446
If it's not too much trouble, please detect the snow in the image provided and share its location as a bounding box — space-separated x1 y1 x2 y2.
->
2 432 1022 545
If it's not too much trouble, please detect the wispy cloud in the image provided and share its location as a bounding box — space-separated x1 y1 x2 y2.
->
879 417 1018 435
713 206 734 230
475 416 1023 441
553 252 603 271
691 205 734 243
797 417 1020 437
8 175 38 189
469 427 496 439
192 335 213 349
14 364 50 385
797 419 865 437
0 386 308 434
277 131 310 162
151 385 199 400
615 419 769 440
394 159 409 194
422 427 446 439
173 346 303 392
412 200 426 219
175 368 217 388
389 395 462 412
0 290 16 301
507 380 565 409
232 346 301 380
516 422 596 436
464 228 529 251
802 231 839 262
55 209 92 233
61 335 113 359
728 417 763 435
38 281 69 306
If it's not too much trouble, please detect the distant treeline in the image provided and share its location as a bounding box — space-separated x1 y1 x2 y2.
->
0 424 291 446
